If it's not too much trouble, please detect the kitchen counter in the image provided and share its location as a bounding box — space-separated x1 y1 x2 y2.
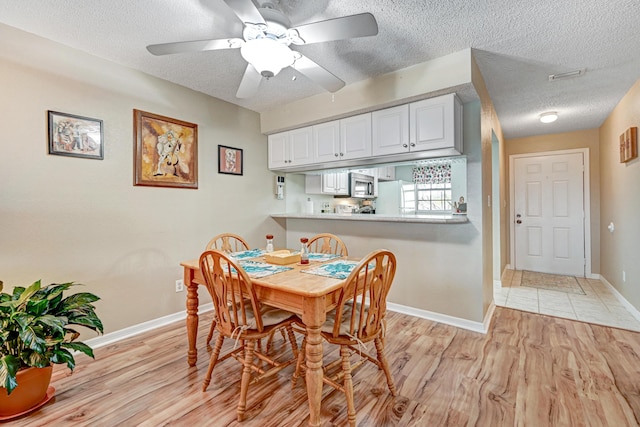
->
270 212 468 224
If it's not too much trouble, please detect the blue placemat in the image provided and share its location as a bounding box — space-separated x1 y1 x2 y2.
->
238 261 293 278
301 260 361 280
230 249 266 260
308 252 342 262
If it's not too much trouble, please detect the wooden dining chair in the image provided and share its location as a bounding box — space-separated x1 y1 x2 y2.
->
199 249 299 422
205 233 250 253
307 233 349 256
292 249 397 427
204 233 251 344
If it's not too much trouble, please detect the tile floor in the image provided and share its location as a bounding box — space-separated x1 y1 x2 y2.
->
495 269 640 332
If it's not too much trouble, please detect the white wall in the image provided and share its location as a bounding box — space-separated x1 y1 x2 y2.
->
0 24 286 335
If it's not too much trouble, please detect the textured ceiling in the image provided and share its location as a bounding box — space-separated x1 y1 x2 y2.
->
1 0 639 139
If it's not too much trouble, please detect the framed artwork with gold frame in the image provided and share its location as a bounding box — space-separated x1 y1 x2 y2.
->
133 109 198 188
620 127 637 163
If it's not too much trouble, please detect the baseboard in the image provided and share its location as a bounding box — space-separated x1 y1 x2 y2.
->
588 273 601 280
387 302 492 334
493 279 502 288
84 303 214 349
86 300 493 349
599 276 640 323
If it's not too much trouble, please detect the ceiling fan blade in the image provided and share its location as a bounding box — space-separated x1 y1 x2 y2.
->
290 13 378 45
293 54 345 93
223 0 266 25
147 38 243 56
236 64 263 98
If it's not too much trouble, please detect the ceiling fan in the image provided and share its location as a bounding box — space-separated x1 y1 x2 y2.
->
146 0 378 98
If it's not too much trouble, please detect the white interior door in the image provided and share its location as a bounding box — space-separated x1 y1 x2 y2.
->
513 152 585 276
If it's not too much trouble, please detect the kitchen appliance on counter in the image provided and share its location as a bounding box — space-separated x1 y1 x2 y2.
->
349 172 375 199
335 204 357 214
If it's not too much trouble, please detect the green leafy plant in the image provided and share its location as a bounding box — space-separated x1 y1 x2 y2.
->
0 280 103 395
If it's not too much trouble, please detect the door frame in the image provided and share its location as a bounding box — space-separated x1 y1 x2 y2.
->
509 148 592 277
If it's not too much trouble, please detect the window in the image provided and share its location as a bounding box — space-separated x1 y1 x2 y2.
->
401 182 452 213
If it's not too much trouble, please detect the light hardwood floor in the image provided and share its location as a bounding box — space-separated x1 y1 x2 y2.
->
9 308 640 426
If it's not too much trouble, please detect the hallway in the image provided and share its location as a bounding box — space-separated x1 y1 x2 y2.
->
495 270 640 332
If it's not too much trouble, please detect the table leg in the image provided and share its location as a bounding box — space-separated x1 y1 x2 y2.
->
185 268 199 367
303 296 326 427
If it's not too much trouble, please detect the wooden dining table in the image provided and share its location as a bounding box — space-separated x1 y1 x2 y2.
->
180 254 353 427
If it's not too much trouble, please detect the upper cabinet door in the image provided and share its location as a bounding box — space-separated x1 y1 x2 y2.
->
313 121 341 163
409 94 455 152
289 127 314 166
268 127 314 169
372 104 409 156
268 132 289 169
340 113 372 160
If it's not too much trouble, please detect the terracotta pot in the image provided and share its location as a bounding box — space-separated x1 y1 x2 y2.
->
0 365 53 417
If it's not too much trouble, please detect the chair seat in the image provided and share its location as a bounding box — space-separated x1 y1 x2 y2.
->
241 304 296 330
320 301 363 336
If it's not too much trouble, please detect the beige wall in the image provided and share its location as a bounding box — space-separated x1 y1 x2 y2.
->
282 101 486 323
0 24 287 336
505 128 601 275
599 79 640 309
471 54 505 315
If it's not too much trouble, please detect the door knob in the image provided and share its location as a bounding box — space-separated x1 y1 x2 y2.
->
516 219 522 224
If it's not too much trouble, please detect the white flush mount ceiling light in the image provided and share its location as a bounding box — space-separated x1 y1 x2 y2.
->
539 112 558 123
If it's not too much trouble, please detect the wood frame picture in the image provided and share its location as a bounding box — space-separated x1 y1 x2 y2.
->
134 109 198 189
48 110 104 159
218 145 243 176
619 127 637 163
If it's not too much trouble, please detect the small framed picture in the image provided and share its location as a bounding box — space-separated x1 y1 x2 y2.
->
218 145 243 176
133 109 198 189
48 111 104 160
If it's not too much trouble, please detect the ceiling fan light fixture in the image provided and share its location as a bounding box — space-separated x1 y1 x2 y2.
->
240 38 294 78
539 111 558 123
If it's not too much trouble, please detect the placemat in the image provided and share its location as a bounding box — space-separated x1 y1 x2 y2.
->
230 249 266 260
308 252 342 262
238 260 293 278
301 260 361 280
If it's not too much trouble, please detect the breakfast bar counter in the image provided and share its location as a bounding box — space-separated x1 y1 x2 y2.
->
270 212 468 224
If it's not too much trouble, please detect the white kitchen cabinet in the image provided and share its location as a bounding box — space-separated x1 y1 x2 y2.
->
335 172 349 194
377 166 396 181
305 172 349 195
313 113 371 163
372 104 409 156
339 113 372 160
268 126 314 169
313 121 341 163
409 94 461 153
371 94 461 156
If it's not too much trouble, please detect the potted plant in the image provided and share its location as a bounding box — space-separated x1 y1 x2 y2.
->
0 279 103 418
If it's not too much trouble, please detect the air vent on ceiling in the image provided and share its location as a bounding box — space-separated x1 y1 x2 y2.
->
548 69 585 81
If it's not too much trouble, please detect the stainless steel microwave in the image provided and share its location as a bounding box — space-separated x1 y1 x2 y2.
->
349 172 375 199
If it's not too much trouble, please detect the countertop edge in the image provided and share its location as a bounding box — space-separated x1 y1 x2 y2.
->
270 213 468 224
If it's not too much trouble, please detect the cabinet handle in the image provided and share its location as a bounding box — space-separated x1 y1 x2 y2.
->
334 153 339 157
410 143 416 147
402 144 408 148
339 153 344 157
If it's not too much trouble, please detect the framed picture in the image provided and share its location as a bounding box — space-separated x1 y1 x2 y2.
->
619 127 638 163
134 109 198 189
218 145 243 176
48 111 104 159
